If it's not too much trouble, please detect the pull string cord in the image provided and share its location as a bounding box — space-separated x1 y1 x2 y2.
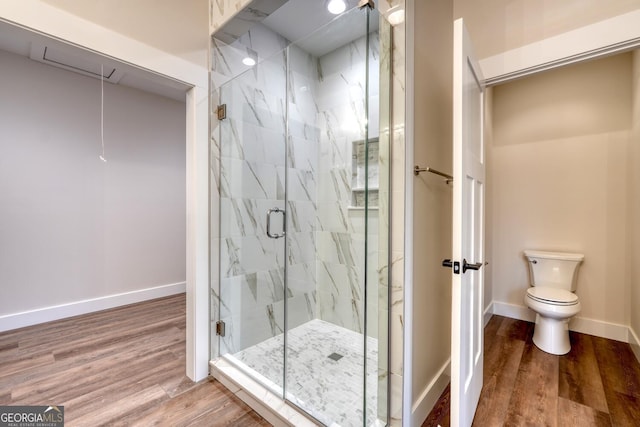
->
99 64 107 162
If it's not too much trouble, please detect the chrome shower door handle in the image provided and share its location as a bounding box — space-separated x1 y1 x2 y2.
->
266 207 285 239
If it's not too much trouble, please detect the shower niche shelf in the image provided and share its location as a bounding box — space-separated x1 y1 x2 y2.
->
350 138 378 210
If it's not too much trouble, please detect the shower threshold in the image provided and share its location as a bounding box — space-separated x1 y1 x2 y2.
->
210 319 382 427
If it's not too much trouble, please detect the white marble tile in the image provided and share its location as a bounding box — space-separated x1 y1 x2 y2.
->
317 202 353 233
284 167 316 202
220 235 284 278
220 158 279 200
287 231 316 265
221 118 286 166
231 319 380 427
287 200 316 233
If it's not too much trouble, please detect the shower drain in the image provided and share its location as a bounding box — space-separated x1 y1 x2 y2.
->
328 352 343 361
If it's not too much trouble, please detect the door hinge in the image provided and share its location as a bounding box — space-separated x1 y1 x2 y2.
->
216 104 227 120
215 320 226 336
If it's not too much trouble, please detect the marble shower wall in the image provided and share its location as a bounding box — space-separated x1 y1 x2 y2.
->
315 32 381 337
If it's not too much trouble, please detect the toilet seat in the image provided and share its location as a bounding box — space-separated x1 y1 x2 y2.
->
526 287 578 306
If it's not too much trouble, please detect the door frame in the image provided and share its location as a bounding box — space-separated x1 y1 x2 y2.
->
481 9 640 86
0 4 210 382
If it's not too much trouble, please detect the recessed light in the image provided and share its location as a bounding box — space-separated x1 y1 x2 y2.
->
242 57 256 66
387 7 405 25
327 0 346 15
388 9 404 25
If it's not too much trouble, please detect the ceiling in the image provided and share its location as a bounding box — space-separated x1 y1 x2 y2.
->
0 20 190 101
216 0 380 58
261 0 380 57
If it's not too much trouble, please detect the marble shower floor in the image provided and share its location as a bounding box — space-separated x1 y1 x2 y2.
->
228 319 380 427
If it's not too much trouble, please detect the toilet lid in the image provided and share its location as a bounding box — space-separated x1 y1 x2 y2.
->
527 287 578 305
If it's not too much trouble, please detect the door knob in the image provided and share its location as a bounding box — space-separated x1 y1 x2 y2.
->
442 259 460 274
462 258 483 273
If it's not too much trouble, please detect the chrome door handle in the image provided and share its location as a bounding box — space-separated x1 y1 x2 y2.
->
266 207 285 239
462 258 483 273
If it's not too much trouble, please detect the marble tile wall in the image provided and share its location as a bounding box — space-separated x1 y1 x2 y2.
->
315 32 380 338
376 1 406 425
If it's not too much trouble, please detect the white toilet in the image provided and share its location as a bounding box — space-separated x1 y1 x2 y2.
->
523 250 584 355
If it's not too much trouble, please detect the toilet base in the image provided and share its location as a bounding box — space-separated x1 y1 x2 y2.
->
532 314 571 355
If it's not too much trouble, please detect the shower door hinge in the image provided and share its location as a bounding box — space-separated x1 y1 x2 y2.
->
216 104 227 120
215 320 226 336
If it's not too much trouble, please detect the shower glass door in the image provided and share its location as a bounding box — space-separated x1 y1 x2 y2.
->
217 50 288 393
215 3 388 426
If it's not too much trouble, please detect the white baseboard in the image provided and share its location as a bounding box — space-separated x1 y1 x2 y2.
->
411 358 451 427
0 281 186 332
629 326 640 364
491 301 629 343
491 301 535 323
483 302 494 327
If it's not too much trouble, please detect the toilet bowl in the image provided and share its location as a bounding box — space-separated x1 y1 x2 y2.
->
523 250 584 355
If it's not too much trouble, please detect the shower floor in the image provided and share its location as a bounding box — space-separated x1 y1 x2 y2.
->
228 319 380 427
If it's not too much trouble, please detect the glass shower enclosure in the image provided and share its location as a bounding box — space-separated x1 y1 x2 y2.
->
211 2 391 425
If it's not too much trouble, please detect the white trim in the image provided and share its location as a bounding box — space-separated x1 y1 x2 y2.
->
491 301 535 323
629 327 640 364
491 301 629 343
570 316 629 343
403 1 416 425
480 9 640 85
0 282 186 333
411 359 451 427
483 302 494 327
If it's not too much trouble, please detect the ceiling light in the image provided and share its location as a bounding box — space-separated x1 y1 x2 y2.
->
242 57 256 66
387 7 405 25
242 48 258 67
327 0 346 15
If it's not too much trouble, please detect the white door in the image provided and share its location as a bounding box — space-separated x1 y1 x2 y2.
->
450 18 485 427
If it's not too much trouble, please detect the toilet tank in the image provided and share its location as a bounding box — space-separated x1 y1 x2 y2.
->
523 250 584 292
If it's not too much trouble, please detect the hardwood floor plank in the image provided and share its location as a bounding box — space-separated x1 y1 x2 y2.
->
557 397 611 427
69 385 169 425
122 379 241 426
472 335 525 425
422 384 450 427
593 336 640 397
502 341 559 426
559 332 609 413
59 359 186 420
10 348 177 402
0 353 55 380
496 316 534 342
604 390 640 427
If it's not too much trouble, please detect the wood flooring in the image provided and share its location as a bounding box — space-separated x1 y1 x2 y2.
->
423 315 640 427
0 294 269 426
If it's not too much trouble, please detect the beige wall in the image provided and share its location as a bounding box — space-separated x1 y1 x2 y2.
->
43 0 209 67
631 51 640 343
454 0 640 59
411 0 453 415
489 53 633 327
